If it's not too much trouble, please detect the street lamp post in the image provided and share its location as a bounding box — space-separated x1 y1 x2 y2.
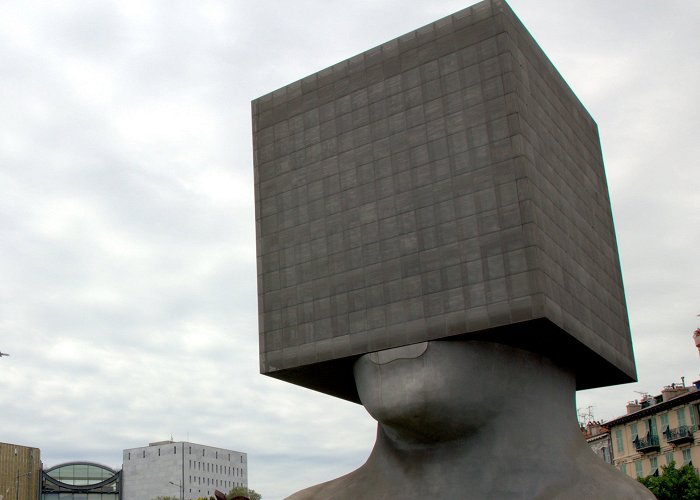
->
16 471 32 500
169 480 184 500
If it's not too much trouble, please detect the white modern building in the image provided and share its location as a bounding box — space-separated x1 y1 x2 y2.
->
122 440 247 500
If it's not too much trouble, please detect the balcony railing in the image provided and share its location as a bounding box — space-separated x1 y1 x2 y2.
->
665 426 694 445
633 434 660 453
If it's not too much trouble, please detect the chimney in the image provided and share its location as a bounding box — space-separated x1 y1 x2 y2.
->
661 384 689 401
626 401 642 414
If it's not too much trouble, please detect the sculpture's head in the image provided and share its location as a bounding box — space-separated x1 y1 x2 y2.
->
354 340 574 444
354 341 495 443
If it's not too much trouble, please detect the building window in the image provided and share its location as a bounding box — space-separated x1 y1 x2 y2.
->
683 449 691 465
661 413 670 432
189 446 192 454
666 452 675 465
677 408 688 428
691 404 699 428
174 446 177 454
650 457 658 475
630 423 639 441
620 463 628 476
645 417 658 439
44 462 121 497
635 461 644 478
128 453 130 460
158 449 161 456
143 451 145 458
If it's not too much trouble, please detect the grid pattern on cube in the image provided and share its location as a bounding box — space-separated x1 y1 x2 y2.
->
252 0 635 395
496 11 633 369
254 1 544 372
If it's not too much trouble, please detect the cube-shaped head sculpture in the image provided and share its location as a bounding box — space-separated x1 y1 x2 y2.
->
252 0 636 403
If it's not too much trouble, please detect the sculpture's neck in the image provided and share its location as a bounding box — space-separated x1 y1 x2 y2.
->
364 354 591 492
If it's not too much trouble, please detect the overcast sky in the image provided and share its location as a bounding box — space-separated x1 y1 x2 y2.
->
1 1 699 498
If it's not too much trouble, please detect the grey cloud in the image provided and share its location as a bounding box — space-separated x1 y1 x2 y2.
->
1 1 699 498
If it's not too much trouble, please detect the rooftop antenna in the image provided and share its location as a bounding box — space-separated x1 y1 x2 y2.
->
633 391 652 406
577 405 594 426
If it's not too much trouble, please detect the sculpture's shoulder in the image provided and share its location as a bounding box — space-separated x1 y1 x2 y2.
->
546 478 655 500
284 483 320 500
284 476 353 500
284 467 372 500
542 460 656 500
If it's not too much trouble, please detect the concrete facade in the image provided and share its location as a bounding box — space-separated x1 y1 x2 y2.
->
122 441 247 500
0 442 41 500
252 0 636 402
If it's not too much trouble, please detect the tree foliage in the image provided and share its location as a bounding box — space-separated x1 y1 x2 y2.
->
638 461 700 500
227 485 262 500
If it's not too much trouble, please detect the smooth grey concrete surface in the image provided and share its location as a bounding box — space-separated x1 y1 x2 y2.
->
122 442 247 500
252 0 636 402
285 341 654 500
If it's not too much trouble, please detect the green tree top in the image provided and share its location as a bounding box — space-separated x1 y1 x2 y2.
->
227 485 262 500
638 461 700 500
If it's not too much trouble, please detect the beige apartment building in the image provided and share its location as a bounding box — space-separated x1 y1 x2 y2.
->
606 382 700 478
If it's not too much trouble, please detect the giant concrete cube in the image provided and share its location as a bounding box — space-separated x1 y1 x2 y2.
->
252 0 636 402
